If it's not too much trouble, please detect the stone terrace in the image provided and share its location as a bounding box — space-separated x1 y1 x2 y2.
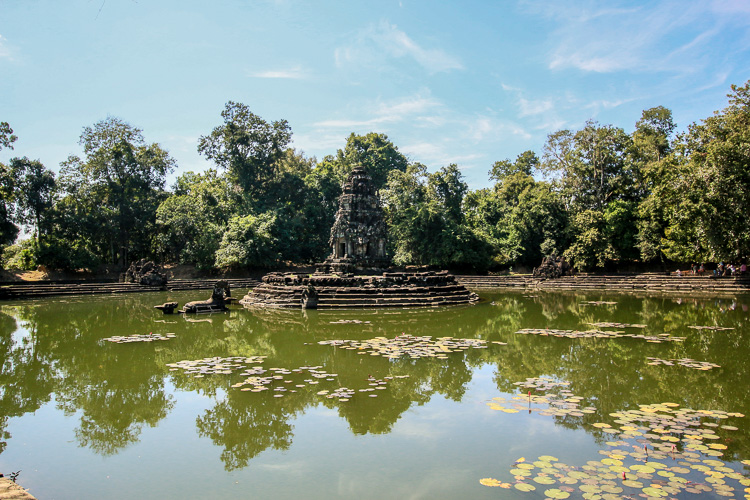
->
455 273 750 294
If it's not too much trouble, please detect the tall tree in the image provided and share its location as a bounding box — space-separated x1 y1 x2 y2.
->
541 122 635 211
332 132 408 192
382 164 491 270
8 157 56 239
0 162 19 247
661 81 750 262
633 107 676 264
0 123 20 247
57 117 174 267
198 102 292 201
466 154 567 266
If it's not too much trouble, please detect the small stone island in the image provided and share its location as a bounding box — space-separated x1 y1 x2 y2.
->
240 166 479 309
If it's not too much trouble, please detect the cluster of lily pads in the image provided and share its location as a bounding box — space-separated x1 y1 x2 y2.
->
489 377 594 417
688 325 735 331
646 357 721 370
318 334 490 360
312 375 411 401
166 356 413 401
515 328 685 344
229 365 334 394
482 390 749 499
589 322 646 329
102 332 176 343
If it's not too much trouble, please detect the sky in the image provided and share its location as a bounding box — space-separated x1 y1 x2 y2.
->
1 0 749 189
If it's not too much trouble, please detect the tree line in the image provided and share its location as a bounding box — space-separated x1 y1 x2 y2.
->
1 82 749 274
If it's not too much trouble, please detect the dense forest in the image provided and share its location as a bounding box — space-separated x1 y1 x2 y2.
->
1 82 749 274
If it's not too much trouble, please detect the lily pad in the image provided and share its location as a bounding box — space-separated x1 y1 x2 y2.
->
544 488 570 499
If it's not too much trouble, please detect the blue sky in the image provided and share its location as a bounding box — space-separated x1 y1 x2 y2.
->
1 0 749 189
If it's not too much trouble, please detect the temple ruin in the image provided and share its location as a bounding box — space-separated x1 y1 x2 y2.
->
318 165 389 273
240 166 479 309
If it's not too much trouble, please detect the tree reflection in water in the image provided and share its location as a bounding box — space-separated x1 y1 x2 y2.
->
0 290 748 471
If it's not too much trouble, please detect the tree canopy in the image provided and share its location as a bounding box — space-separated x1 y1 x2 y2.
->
3 83 750 273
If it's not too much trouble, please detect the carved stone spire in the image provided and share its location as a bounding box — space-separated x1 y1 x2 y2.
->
325 166 388 271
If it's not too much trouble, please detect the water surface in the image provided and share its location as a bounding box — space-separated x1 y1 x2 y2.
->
1 290 748 499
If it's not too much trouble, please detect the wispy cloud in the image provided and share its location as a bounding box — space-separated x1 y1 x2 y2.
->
247 65 308 79
335 21 463 74
403 141 484 168
314 92 442 129
518 97 554 117
530 0 732 74
0 35 13 60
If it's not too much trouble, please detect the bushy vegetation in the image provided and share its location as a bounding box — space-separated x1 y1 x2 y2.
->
1 82 749 273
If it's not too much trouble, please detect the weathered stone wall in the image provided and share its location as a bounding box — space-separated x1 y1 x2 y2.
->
241 271 479 309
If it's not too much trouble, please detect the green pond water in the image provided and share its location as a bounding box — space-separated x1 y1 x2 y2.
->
1 289 749 500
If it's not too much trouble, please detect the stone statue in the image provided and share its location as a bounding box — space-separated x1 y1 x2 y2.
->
124 259 168 287
180 280 233 313
154 301 178 314
533 255 572 279
300 284 319 309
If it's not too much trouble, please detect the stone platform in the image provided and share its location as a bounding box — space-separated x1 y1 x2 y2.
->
240 271 479 309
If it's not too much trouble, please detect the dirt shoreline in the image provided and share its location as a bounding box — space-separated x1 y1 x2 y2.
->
0 478 36 500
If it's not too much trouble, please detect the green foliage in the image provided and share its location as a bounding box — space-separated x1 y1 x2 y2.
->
7 157 56 238
1 239 36 270
563 209 608 270
603 200 638 262
35 235 100 271
465 167 567 266
652 81 750 262
383 164 492 270
198 102 292 199
332 132 408 192
55 117 174 268
0 122 17 151
490 150 538 182
154 170 233 269
214 213 280 269
542 121 635 212
0 161 20 246
6 85 750 274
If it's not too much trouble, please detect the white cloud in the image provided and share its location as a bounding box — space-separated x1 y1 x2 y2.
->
247 65 308 79
403 141 483 168
0 35 12 60
313 92 442 130
537 1 728 74
335 21 462 74
518 97 554 117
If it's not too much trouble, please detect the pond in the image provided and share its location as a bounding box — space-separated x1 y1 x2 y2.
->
0 289 749 499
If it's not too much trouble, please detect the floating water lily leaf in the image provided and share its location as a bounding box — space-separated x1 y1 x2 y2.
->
533 475 556 485
105 332 176 343
642 486 668 497
578 484 601 493
544 488 570 499
515 328 684 343
479 478 501 487
622 480 643 488
515 482 536 492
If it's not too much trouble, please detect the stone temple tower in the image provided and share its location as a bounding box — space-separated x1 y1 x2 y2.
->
320 166 389 273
